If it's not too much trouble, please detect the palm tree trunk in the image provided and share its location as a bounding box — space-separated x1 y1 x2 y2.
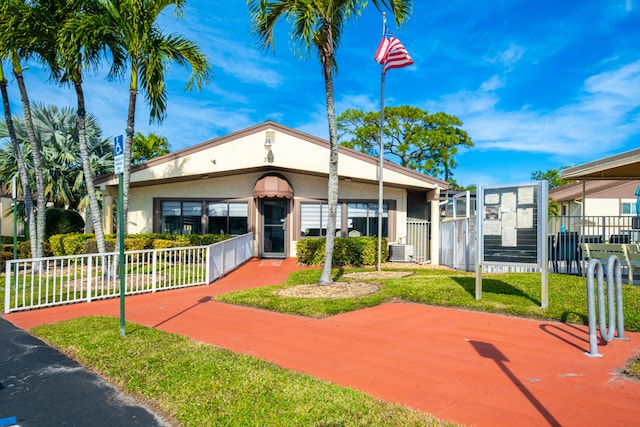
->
0 62 34 252
115 70 138 258
318 56 339 286
12 57 45 260
74 81 106 253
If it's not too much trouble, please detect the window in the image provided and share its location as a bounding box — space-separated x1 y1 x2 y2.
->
622 202 637 216
161 200 248 235
347 202 388 237
300 203 342 236
161 201 202 235
208 202 248 235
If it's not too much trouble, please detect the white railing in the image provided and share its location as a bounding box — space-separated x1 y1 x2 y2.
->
4 233 254 313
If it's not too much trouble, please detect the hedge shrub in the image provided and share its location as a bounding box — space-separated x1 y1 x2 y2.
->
296 237 388 266
44 208 84 239
46 233 234 256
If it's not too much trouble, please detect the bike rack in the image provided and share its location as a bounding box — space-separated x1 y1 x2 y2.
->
584 255 628 358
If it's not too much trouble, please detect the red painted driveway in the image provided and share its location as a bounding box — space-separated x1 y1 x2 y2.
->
5 258 640 426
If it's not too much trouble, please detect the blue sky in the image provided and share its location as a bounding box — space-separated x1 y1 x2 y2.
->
5 0 640 187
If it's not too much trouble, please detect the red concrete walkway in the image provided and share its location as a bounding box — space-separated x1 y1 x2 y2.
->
5 258 640 427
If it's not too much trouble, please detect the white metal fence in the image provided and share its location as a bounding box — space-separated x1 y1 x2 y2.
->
4 233 253 313
439 215 640 274
440 217 476 271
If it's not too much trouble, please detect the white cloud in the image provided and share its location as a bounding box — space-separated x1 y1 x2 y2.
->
433 58 640 163
480 75 505 92
486 44 526 70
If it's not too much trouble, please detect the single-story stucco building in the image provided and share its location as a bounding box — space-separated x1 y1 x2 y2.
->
96 121 448 263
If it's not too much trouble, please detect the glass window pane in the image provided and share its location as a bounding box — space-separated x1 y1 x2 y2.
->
301 203 321 236
229 202 248 216
183 202 202 216
162 216 181 234
229 217 248 235
162 201 181 216
208 202 228 216
182 215 201 234
208 217 227 234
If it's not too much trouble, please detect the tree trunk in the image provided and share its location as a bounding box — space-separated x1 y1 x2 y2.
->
0 63 34 252
12 58 45 260
318 56 339 286
115 68 138 257
74 81 106 253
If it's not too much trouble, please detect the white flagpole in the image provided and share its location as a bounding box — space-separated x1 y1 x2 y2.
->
377 13 386 272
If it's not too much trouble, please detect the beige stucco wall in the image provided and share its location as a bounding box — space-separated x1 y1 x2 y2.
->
584 198 625 216
126 170 412 258
0 197 16 238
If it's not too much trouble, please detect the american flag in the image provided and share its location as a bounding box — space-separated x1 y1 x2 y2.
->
374 26 413 74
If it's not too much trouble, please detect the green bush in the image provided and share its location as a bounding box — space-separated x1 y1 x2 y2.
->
152 239 177 249
45 208 85 239
63 234 92 255
49 234 65 256
296 237 388 266
125 238 153 251
16 232 235 257
83 239 116 254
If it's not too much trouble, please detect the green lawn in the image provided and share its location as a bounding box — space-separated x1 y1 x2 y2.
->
32 317 456 427
215 268 640 332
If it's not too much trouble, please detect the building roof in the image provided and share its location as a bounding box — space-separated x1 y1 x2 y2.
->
96 121 449 191
561 148 640 180
549 179 640 202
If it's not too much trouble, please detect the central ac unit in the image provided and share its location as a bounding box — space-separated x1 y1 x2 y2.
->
389 244 414 262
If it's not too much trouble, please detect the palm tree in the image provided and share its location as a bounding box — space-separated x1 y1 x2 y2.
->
0 104 113 212
247 0 412 285
82 0 210 246
52 0 125 253
132 132 171 164
0 0 53 259
2 104 112 208
0 59 35 245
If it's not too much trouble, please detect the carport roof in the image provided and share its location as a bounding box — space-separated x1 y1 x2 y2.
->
561 147 640 180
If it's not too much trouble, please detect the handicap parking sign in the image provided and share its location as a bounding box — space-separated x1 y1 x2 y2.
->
114 135 124 174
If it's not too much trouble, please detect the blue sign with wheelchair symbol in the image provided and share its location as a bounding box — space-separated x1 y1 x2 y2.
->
114 135 124 174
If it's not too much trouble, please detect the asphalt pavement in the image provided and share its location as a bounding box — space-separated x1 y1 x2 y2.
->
0 318 171 427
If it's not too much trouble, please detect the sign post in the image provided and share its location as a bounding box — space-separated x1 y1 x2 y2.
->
114 135 126 336
12 175 18 291
12 175 17 261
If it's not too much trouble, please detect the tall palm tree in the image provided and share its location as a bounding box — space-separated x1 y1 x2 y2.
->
54 0 125 253
0 60 35 246
82 0 210 246
118 0 210 229
247 0 412 285
0 0 53 259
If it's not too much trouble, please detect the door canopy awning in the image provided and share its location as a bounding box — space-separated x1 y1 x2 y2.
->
253 175 293 199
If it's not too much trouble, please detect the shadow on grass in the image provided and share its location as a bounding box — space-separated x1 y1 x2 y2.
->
452 276 541 305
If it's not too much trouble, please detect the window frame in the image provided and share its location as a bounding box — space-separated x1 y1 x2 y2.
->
298 200 394 239
156 198 250 235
